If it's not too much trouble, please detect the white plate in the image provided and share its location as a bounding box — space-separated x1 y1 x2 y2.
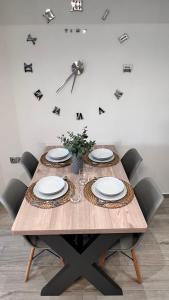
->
47 148 69 160
46 153 72 163
33 182 68 201
95 177 124 196
91 148 114 161
35 176 65 195
91 182 127 201
88 153 113 163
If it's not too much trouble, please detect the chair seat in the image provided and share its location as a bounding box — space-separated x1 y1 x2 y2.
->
109 233 140 251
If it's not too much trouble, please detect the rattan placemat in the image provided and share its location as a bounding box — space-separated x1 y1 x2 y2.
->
25 178 75 209
40 152 71 168
84 178 134 209
83 152 120 167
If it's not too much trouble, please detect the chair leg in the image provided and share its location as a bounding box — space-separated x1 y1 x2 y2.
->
131 249 142 284
25 247 35 282
98 252 106 268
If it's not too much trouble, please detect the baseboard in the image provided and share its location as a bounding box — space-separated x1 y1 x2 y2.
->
163 193 169 198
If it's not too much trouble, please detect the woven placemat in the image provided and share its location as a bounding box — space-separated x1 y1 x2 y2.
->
40 152 71 168
83 152 120 167
25 178 75 209
84 178 134 209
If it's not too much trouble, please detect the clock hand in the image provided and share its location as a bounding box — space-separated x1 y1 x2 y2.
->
56 61 84 95
71 72 77 93
56 71 76 94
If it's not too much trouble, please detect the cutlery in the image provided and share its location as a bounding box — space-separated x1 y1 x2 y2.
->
96 198 106 207
32 199 43 205
33 198 58 207
96 198 113 206
58 161 71 165
93 176 101 181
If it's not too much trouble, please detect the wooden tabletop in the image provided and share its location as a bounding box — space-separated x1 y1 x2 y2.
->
12 146 147 235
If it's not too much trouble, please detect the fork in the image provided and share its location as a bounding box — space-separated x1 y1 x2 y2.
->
96 198 106 206
96 198 114 206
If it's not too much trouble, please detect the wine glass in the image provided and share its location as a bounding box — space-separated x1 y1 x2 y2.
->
79 169 88 186
70 185 82 203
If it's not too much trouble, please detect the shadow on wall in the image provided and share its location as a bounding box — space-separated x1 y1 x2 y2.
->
0 164 30 193
115 142 169 193
18 170 30 188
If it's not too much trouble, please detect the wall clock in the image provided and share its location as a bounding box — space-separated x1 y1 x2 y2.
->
24 3 133 120
56 61 84 94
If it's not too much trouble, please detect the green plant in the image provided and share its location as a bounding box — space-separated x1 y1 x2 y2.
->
58 126 95 158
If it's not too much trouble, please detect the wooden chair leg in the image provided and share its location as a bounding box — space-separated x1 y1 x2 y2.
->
61 257 64 266
25 247 35 282
98 252 106 268
131 249 142 284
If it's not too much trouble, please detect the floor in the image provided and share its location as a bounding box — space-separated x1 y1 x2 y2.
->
0 199 169 300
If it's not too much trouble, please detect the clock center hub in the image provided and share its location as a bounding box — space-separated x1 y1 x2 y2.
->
72 60 84 75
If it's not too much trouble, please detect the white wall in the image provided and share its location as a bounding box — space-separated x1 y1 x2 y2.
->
0 0 169 25
0 27 23 191
0 24 169 193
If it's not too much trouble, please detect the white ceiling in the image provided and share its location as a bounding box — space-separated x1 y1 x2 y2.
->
0 0 169 25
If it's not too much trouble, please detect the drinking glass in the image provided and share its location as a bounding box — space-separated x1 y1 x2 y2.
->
70 185 82 203
87 164 94 181
79 169 88 186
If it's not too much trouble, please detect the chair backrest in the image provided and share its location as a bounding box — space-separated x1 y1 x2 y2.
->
21 151 38 179
0 179 27 220
121 148 143 181
134 177 164 224
132 177 164 249
0 179 36 247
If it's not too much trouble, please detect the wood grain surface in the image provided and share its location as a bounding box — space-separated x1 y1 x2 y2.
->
12 146 147 235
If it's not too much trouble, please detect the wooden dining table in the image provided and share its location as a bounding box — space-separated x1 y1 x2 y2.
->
12 145 147 296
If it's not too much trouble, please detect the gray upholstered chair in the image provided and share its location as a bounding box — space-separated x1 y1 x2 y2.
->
121 148 143 181
99 177 164 284
21 151 38 179
0 179 62 282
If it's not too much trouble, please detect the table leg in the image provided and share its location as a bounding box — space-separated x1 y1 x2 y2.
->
40 234 123 296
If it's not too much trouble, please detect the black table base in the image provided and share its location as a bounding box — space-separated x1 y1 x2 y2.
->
40 234 123 296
